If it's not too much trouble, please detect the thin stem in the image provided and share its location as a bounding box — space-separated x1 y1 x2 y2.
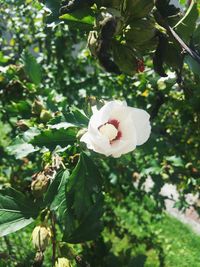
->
33 251 44 267
168 26 200 64
4 236 13 256
51 212 57 266
154 10 200 65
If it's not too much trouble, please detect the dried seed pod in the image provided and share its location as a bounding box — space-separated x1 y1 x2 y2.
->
31 172 49 198
93 16 122 74
32 225 51 252
87 31 99 57
32 99 44 115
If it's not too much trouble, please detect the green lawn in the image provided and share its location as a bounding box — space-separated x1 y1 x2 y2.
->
154 215 200 267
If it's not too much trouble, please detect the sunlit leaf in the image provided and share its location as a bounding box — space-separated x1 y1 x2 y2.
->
175 0 198 42
22 50 42 85
0 188 38 237
60 8 95 26
30 127 77 149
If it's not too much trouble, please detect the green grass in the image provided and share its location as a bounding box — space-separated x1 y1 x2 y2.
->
154 215 200 267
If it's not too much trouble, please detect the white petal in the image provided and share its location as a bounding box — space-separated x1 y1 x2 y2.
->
108 118 137 157
80 132 93 149
91 105 98 114
88 100 127 134
81 131 111 156
111 139 136 158
129 108 151 146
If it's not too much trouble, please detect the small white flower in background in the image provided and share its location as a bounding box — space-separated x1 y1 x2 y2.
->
80 100 151 158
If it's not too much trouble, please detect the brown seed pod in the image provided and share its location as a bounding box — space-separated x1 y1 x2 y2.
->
31 172 50 198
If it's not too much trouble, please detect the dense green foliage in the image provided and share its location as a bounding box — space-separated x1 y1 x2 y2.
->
0 0 200 266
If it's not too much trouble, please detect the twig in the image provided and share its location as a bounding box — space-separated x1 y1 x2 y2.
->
33 251 44 267
168 26 200 64
4 236 13 256
51 212 57 266
154 10 200 65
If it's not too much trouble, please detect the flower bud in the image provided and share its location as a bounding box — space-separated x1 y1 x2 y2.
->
132 172 140 181
40 109 53 123
31 172 49 198
32 225 51 252
55 257 71 267
32 99 44 115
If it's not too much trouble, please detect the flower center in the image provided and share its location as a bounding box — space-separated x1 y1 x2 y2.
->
99 123 118 141
99 119 122 143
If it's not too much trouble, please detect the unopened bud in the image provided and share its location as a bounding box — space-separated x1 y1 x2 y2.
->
132 172 140 181
31 172 49 198
55 257 71 267
87 96 97 106
40 109 53 123
32 225 51 252
32 99 44 115
136 59 145 73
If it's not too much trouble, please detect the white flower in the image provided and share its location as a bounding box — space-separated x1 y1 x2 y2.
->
80 100 151 158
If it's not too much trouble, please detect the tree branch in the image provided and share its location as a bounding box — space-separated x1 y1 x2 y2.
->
154 10 200 65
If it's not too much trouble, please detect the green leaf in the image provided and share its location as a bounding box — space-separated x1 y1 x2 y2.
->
7 138 38 159
64 194 104 243
63 108 89 127
0 188 38 237
60 8 95 26
185 55 200 77
66 153 102 219
49 108 89 128
44 170 69 211
0 51 9 64
175 0 199 42
30 127 77 149
62 153 103 243
7 100 31 117
165 156 184 167
22 50 42 85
